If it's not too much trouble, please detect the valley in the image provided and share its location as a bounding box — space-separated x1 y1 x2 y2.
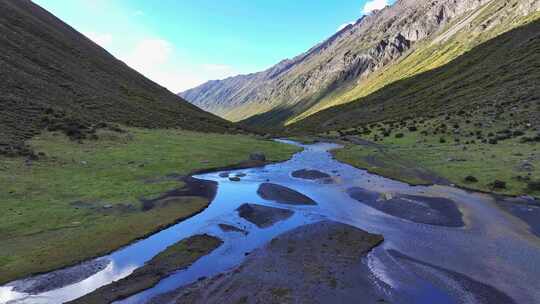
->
2 141 540 304
1 0 539 303
181 0 540 127
0 128 299 284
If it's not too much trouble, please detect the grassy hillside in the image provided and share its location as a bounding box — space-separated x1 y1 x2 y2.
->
290 19 540 197
0 0 236 156
289 8 540 124
0 128 300 283
289 18 540 133
206 0 539 128
0 0 305 284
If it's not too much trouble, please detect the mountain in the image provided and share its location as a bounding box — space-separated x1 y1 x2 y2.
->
286 18 540 133
180 0 539 127
0 0 236 155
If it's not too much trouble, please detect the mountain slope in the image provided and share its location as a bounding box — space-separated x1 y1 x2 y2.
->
0 0 235 155
289 19 540 199
287 18 540 133
181 0 539 127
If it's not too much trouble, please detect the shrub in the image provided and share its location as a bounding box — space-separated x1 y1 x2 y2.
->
395 133 404 138
528 181 540 191
465 176 478 183
490 180 507 189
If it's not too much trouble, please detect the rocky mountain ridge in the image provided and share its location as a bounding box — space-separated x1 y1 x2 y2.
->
181 0 539 126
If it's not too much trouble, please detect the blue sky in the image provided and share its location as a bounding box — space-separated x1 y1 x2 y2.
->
34 0 392 92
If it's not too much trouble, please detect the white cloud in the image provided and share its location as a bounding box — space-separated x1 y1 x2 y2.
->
84 32 113 47
117 38 238 93
363 0 389 14
121 38 182 91
133 10 144 17
337 21 355 32
124 39 172 71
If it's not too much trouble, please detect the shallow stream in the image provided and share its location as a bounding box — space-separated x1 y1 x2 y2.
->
2 140 539 304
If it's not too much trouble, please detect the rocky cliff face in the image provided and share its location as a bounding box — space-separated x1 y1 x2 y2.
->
180 0 539 126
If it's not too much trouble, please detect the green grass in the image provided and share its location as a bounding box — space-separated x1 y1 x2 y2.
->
301 19 540 199
70 234 222 304
0 128 300 283
333 145 433 186
333 127 540 198
291 19 540 199
288 8 540 125
289 18 540 134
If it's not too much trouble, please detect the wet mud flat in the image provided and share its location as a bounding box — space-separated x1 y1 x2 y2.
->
141 176 218 211
347 187 464 227
495 195 540 237
388 250 516 304
291 169 330 180
68 235 222 304
257 183 316 205
149 221 384 304
236 203 294 228
218 224 248 235
7 259 110 295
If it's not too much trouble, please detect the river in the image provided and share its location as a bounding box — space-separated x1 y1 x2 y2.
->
1 140 539 303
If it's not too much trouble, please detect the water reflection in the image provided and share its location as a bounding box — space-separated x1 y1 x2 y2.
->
2 141 540 304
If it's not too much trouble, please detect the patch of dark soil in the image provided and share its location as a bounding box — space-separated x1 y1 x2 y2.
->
43 116 123 142
141 177 217 211
348 188 464 227
68 235 223 304
236 204 294 228
291 169 330 180
389 250 516 304
346 188 381 202
10 259 110 294
218 224 249 235
257 183 317 205
150 221 384 304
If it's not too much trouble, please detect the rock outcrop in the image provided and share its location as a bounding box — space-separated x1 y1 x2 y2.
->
180 0 539 126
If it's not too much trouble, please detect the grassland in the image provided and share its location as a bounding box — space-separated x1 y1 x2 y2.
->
0 128 300 284
331 127 540 198
288 19 540 198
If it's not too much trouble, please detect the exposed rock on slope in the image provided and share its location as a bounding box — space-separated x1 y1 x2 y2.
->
288 18 540 133
181 0 539 126
0 0 235 154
